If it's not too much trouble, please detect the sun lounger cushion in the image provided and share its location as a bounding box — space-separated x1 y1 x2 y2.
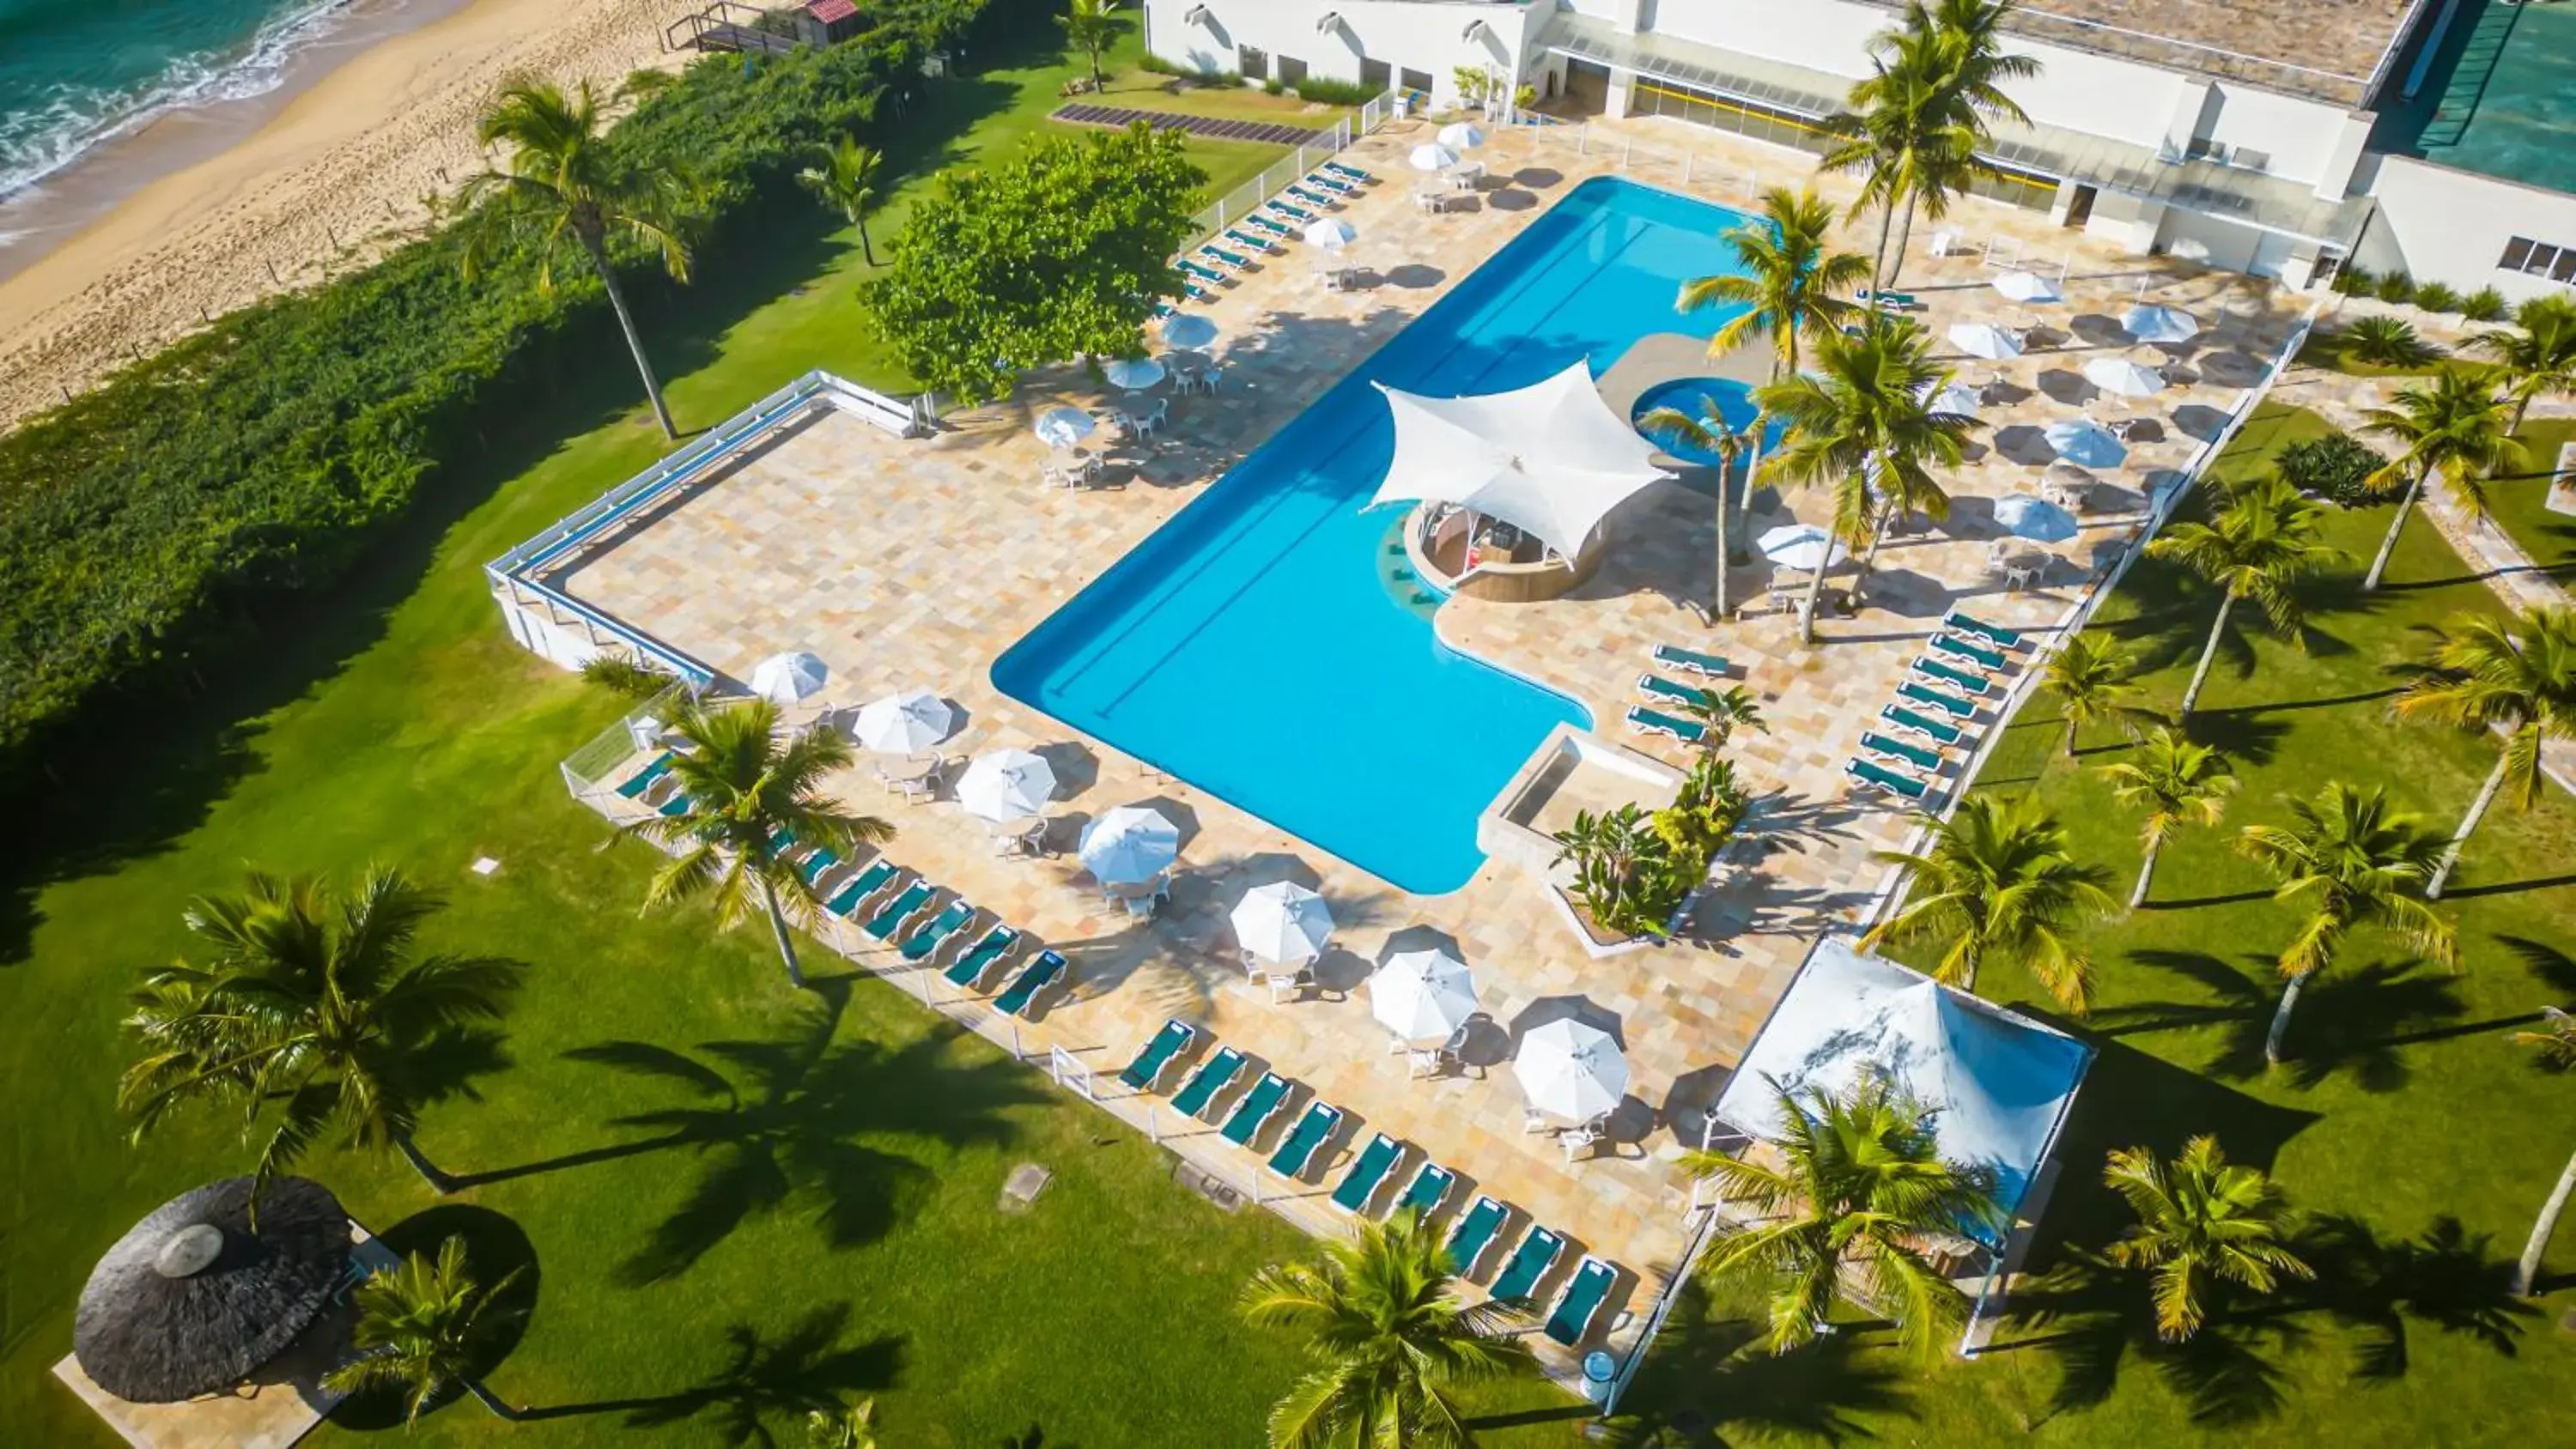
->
1264 199 1315 221
1444 1197 1509 1276
1323 161 1372 182
656 791 696 817
1396 1162 1455 1222
899 898 975 961
1881 703 1964 747
1848 758 1929 800
827 861 898 917
1944 610 2024 650
944 925 1018 987
1652 644 1729 677
1332 1133 1403 1212
1224 227 1277 252
1930 633 2009 671
795 847 844 888
1637 674 1704 706
1899 680 1978 719
1625 706 1707 743
1287 185 1333 206
1543 1258 1618 1346
993 950 1066 1017
1268 1100 1342 1179
1172 1046 1246 1119
615 754 675 798
863 881 934 942
1861 731 1942 774
1912 658 1994 696
1199 244 1249 269
1304 173 1354 194
1119 1019 1197 1092
1489 1227 1567 1304
1221 1072 1291 1146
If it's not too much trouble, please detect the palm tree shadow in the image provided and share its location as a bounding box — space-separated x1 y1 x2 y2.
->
2258 958 2469 1092
395 1027 517 1113
2296 1212 2537 1379
520 1301 902 1446
2498 934 2576 996
1599 1278 1911 1444
1986 1258 2301 1425
2083 949 2268 1041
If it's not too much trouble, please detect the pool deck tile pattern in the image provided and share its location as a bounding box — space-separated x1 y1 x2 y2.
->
550 113 2306 1373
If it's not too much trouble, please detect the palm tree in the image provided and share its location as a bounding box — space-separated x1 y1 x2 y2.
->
1686 1076 2002 1356
1059 0 1125 93
2237 782 2458 1064
633 700 895 991
119 869 519 1197
798 135 886 267
2142 473 2343 715
2099 1137 2312 1342
1240 1211 1535 1448
1820 65 1971 294
2395 605 2576 898
322 1235 526 1422
1679 683 1770 749
1637 395 1756 620
2510 1008 2576 1295
806 1398 879 1448
462 76 695 440
1861 0 2038 284
1680 188 1869 384
1861 793 2117 1010
2040 632 2148 756
2467 294 2576 433
2357 367 2520 590
2099 726 2236 909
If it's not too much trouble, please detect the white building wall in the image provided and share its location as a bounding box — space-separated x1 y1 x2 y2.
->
1147 1 1541 105
2355 155 2576 304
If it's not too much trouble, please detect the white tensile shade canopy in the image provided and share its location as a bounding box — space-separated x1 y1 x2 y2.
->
1516 1018 1629 1121
1371 949 1479 1041
2083 357 2166 397
1948 322 2024 361
1366 361 1671 561
748 651 827 703
1231 882 1334 963
1711 938 2094 1246
2123 304 2200 343
1991 270 2063 305
1078 805 1179 885
955 749 1056 822
854 688 953 753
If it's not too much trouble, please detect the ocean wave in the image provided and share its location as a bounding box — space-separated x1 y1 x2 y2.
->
0 0 360 202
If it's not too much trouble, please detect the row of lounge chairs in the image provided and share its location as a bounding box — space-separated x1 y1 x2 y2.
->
1166 163 1381 303
1115 1017 1623 1348
1625 643 1732 745
1846 610 2028 801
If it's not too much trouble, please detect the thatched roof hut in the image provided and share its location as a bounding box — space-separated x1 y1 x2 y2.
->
73 1176 352 1404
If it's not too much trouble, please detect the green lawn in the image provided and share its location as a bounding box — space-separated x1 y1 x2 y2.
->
2482 417 2576 582
0 26 1577 1449
1613 403 2576 1446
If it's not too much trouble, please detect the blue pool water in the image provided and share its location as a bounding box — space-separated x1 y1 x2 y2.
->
993 178 1753 894
1630 376 1783 468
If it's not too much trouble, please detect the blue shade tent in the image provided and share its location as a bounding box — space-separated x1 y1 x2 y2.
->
1711 937 2094 1246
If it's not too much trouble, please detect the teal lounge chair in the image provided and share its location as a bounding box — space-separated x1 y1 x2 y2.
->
1880 702 1965 748
1263 198 1316 223
1912 657 1994 696
1172 1046 1246 1119
993 950 1065 1017
614 753 674 799
1859 288 1920 309
795 846 844 888
1394 1161 1455 1222
826 860 899 917
1929 632 2009 672
1944 609 2024 650
899 898 976 962
1637 674 1705 706
655 791 696 817
1489 1226 1567 1304
1118 1018 1198 1092
1443 1196 1509 1277
1285 183 1335 208
1199 243 1251 270
1331 1133 1403 1212
1899 679 1978 719
1543 1258 1618 1346
863 881 935 943
1242 211 1292 237
1176 258 1226 285
1267 1100 1342 1179
1322 161 1373 183
1220 1071 1291 1147
1184 282 1216 304
1861 731 1943 774
1626 706 1706 745
1848 757 1929 800
1224 227 1279 254
1303 171 1355 195
944 924 1019 988
1652 643 1729 677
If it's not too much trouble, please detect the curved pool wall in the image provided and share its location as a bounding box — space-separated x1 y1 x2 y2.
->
993 177 1753 894
1630 376 1786 467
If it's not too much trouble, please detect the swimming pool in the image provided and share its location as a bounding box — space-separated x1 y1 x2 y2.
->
993 177 1752 894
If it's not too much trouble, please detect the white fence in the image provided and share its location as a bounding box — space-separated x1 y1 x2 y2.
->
1182 89 1400 247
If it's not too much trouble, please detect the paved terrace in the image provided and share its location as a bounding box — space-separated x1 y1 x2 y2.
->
545 112 2306 1373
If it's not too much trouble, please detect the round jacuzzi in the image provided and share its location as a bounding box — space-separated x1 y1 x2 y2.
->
1629 376 1784 466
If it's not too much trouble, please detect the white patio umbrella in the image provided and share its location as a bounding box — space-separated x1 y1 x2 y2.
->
1078 805 1179 886
1102 355 1165 391
1437 121 1485 150
955 749 1057 822
2167 236 2213 264
1991 270 2064 306
2046 417 2128 469
1994 494 2079 543
1371 949 1479 1041
1161 313 1220 350
1948 322 2025 361
1757 522 1850 572
2123 304 2201 343
1231 882 1334 963
1033 405 1096 449
1303 216 1357 250
2083 356 2167 397
1927 380 1984 417
747 651 827 704
854 688 953 753
1409 142 1460 173
1515 1019 1629 1121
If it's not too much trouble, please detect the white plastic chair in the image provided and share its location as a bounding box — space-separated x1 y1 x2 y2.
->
1560 1125 1602 1162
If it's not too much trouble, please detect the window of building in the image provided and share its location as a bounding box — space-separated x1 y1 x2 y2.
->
2500 235 2576 283
1277 55 1309 88
1399 67 1432 98
1359 58 1391 92
1238 45 1267 81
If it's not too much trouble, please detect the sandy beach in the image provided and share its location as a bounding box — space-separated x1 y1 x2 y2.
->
0 0 693 428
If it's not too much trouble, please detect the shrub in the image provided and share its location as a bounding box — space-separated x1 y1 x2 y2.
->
1292 76 1378 106
2340 314 2437 368
1137 50 1177 75
1261 76 1285 96
2462 286 2510 322
2330 264 2374 296
2373 270 2417 305
580 651 674 699
2275 433 2389 508
2412 280 2461 313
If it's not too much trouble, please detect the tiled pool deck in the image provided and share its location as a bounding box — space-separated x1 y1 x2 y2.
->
544 114 2307 1373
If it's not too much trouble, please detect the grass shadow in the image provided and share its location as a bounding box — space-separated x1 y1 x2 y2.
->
517 1300 901 1445
1601 1277 1912 1444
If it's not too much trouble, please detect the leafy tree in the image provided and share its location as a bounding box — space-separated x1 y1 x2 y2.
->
634 700 894 990
1240 1210 1534 1448
1862 793 2117 1010
1059 0 1127 92
1637 396 1759 619
2100 1137 2312 1342
580 649 675 700
120 870 519 1197
799 135 886 266
2357 367 2520 591
2238 783 2458 1064
806 1398 879 1448
2099 726 2236 909
461 76 696 440
2142 473 2342 715
2040 632 2148 756
321 1235 527 1422
1686 1076 2001 1356
2467 294 2576 433
1551 803 1683 939
2396 605 2576 897
1678 683 1770 749
864 122 1205 403
2511 1009 2576 1294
